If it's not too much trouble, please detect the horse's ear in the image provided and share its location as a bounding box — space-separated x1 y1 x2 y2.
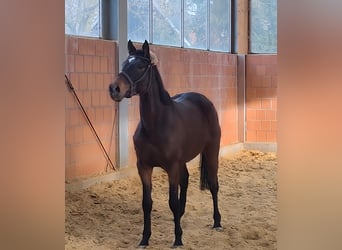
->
128 40 136 54
142 40 150 59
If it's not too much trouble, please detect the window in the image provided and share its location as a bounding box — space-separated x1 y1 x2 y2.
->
184 0 207 49
153 0 182 47
128 0 150 43
209 0 231 51
65 0 101 37
128 0 232 52
249 0 277 53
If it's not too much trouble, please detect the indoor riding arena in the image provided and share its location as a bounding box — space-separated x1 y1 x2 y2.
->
5 1 342 250
65 1 277 249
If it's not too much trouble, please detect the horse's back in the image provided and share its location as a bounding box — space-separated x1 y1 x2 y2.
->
172 92 221 143
172 92 221 138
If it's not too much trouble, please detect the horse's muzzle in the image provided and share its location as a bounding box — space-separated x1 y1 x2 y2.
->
109 83 124 102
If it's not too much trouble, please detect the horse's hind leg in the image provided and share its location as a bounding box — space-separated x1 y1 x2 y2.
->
137 164 153 247
179 164 189 217
202 144 222 230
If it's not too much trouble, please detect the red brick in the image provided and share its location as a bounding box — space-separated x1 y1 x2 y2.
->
108 57 115 73
84 56 92 72
92 91 101 106
246 121 261 131
66 36 78 55
85 108 96 122
261 76 272 87
100 91 110 106
75 55 84 72
78 73 88 90
256 87 277 98
271 121 277 131
78 38 88 55
83 126 93 143
261 99 272 109
272 98 277 109
266 110 277 121
267 131 277 142
96 107 104 121
256 65 266 76
66 91 76 109
95 74 104 89
65 145 72 166
261 121 272 131
87 39 96 55
246 87 257 100
95 40 104 56
248 98 262 109
82 91 92 107
103 107 113 121
103 73 115 86
261 55 277 65
246 55 262 65
246 109 257 120
92 56 100 72
256 131 267 142
65 128 75 145
271 76 278 87
250 76 263 87
69 143 104 169
87 73 96 90
100 57 108 73
103 42 114 56
67 73 79 88
70 109 80 126
246 131 257 142
256 110 266 120
266 65 277 76
66 55 75 72
74 125 83 144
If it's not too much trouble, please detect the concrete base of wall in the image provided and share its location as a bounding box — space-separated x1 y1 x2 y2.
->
66 142 277 191
243 142 277 152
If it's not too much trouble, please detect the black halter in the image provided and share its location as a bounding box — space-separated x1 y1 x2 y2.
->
118 56 152 96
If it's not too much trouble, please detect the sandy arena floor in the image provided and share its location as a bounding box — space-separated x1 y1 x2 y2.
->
65 150 277 249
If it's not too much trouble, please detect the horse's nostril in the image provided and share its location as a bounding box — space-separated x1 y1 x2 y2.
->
115 86 120 93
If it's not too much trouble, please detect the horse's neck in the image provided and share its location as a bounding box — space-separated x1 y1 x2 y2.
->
139 67 171 131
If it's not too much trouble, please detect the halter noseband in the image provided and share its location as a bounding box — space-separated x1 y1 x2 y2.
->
118 56 152 97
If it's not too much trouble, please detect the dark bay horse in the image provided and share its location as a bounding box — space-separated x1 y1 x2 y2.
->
109 40 222 247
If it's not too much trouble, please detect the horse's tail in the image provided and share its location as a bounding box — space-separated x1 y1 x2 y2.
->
200 153 210 190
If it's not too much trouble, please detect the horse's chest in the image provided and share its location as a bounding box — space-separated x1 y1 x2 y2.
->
133 129 175 164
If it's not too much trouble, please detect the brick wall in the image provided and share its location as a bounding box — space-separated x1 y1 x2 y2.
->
245 55 277 142
65 36 118 180
64 38 277 179
126 44 238 166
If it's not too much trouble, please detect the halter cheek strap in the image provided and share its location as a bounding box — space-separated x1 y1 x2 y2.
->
119 64 152 97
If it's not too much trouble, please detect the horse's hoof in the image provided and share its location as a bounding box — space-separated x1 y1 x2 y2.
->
214 226 224 232
138 241 149 249
171 244 183 249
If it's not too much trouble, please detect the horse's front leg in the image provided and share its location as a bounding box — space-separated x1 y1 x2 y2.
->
179 164 189 217
138 165 153 247
168 168 183 247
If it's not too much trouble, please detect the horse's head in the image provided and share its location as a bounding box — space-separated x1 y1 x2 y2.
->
109 40 153 102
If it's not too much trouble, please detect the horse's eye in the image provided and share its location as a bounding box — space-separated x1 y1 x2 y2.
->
138 65 146 70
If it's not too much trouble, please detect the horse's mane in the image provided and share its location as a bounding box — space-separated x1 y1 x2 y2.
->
152 66 172 105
